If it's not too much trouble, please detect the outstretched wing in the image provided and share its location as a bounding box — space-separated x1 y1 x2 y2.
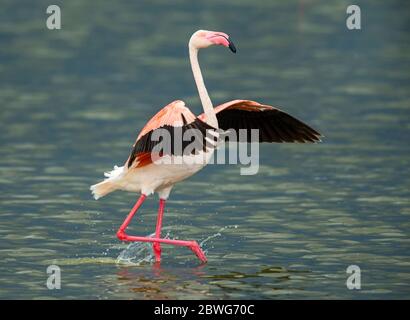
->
198 100 322 143
126 100 216 168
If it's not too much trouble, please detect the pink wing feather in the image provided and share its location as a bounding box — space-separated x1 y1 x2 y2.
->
126 100 199 168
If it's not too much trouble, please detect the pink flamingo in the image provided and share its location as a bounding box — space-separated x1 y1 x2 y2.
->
90 30 321 264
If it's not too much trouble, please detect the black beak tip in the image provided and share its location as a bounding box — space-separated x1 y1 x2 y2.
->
228 40 237 53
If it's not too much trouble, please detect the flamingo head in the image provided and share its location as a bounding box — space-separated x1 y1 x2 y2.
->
189 30 236 53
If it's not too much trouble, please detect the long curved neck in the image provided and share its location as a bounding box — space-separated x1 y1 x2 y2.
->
189 45 218 128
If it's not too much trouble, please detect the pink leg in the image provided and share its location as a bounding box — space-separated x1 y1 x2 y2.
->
153 199 165 262
116 194 147 239
116 195 207 263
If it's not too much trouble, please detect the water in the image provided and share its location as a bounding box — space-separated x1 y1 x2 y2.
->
1 0 409 299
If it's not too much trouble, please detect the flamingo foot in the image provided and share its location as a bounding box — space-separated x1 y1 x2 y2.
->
189 241 207 263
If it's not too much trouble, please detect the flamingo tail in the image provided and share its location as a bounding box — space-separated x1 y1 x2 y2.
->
90 165 124 200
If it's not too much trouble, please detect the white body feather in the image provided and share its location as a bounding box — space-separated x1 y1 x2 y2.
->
90 150 214 200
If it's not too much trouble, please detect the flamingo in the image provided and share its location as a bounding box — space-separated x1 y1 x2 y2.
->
90 30 322 264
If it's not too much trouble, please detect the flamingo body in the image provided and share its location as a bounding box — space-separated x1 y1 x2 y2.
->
91 100 217 200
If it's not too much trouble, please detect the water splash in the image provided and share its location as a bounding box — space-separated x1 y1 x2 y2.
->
200 225 238 254
116 232 168 265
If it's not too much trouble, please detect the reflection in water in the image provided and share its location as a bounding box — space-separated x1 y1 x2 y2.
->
116 268 169 300
116 264 209 300
0 0 409 299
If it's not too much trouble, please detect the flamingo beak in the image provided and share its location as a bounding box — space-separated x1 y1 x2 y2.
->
228 39 236 53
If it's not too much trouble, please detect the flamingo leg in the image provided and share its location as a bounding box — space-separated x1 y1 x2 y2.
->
153 199 165 262
116 194 207 263
116 194 147 238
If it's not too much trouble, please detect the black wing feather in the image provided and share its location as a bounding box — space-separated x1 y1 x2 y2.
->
216 108 321 143
128 118 216 168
